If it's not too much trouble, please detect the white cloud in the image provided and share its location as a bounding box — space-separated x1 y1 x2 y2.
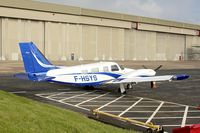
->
116 0 162 17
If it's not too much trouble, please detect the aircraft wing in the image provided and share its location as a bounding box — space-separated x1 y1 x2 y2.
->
109 74 189 84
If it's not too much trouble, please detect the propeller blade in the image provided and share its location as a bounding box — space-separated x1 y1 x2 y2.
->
142 65 148 69
154 65 163 71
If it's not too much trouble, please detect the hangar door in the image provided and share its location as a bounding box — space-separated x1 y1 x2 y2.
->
156 33 185 60
1 18 44 60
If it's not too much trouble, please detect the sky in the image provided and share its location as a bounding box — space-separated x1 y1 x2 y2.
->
35 0 200 25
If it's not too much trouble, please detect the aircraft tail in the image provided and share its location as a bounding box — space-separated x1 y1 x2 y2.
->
19 42 56 74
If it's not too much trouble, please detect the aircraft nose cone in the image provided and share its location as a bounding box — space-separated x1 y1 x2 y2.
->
149 69 156 76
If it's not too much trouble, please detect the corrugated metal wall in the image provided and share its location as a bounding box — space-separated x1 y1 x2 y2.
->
156 33 185 60
124 30 188 60
0 18 200 61
186 36 200 60
0 3 200 61
1 18 44 60
97 26 111 60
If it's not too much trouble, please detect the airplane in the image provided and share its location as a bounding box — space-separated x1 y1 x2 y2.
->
17 42 190 94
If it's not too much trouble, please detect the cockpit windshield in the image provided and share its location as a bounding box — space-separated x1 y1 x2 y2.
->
119 65 124 70
111 65 119 71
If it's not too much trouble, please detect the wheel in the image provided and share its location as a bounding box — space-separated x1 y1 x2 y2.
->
118 88 126 94
146 128 153 133
122 91 126 94
84 85 89 89
83 85 94 90
89 86 94 89
118 88 121 93
158 126 164 133
126 84 133 89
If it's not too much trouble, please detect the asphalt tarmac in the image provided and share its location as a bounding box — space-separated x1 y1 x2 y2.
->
0 69 200 133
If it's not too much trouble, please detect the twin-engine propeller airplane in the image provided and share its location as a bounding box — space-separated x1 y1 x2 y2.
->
17 42 189 94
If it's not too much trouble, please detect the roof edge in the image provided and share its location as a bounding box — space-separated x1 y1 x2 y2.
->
0 0 199 30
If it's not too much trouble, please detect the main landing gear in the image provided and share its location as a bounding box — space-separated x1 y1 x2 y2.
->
118 83 136 94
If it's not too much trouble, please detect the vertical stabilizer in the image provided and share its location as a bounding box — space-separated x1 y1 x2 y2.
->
19 42 56 73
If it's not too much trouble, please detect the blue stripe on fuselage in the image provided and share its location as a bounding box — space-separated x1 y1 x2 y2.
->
47 72 121 87
47 79 106 87
56 72 122 78
95 72 121 78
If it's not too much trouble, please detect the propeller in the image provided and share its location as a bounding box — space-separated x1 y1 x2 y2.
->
154 65 163 71
142 65 148 69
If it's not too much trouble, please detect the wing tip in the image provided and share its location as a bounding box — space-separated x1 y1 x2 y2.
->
172 74 190 80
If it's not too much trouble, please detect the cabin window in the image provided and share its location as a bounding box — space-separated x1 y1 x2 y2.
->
103 66 109 72
111 65 119 71
91 68 99 72
82 70 88 73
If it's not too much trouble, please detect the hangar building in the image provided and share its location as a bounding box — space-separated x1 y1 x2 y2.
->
0 0 200 61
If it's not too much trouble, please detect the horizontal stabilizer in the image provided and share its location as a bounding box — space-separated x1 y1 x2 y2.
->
14 73 29 80
28 73 55 81
14 73 55 82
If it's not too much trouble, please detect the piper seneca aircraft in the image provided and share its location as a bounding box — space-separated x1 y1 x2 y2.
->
17 42 189 94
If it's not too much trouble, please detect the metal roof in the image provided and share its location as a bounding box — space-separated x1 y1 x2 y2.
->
0 0 200 30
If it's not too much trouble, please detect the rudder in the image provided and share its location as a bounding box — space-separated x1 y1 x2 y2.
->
19 42 56 73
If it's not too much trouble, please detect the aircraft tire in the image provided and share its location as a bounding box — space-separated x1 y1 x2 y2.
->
118 88 126 94
146 128 153 133
127 84 133 89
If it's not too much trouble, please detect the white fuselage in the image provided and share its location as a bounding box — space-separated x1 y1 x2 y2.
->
46 62 156 86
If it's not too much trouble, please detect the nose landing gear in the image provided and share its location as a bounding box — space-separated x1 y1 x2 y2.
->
150 81 157 89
